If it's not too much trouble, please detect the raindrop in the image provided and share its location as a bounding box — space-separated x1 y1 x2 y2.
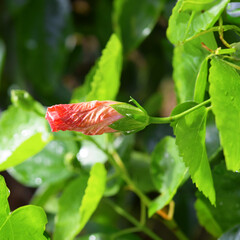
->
231 96 234 101
35 177 42 185
224 91 228 96
142 27 151 36
89 235 96 240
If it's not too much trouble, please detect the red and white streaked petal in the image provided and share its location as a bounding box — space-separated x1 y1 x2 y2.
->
45 101 123 135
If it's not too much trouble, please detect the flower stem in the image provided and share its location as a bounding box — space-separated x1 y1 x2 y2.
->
149 99 211 124
105 199 163 240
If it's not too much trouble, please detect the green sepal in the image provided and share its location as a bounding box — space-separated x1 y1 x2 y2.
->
110 102 149 134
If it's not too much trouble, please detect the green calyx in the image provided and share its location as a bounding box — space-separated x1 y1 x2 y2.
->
109 99 150 134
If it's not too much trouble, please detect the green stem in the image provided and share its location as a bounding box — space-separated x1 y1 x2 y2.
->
110 227 140 239
149 99 211 124
105 199 163 240
186 25 240 43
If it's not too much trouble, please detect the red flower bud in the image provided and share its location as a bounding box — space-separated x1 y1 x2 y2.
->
45 101 124 135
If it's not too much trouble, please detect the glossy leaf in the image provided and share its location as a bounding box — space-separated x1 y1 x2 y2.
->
113 0 164 53
167 0 229 45
0 105 51 171
71 34 122 102
0 175 48 240
14 0 73 103
8 132 78 187
171 106 215 205
149 136 188 217
173 33 217 102
77 135 108 170
195 162 240 237
194 58 209 103
209 58 240 171
54 163 106 240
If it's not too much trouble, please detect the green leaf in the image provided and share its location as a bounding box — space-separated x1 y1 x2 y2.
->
71 34 122 103
171 106 216 205
195 161 240 237
129 151 156 193
8 132 78 187
167 0 229 45
173 33 217 103
0 175 48 240
113 0 164 53
54 163 107 240
209 58 240 171
0 39 5 88
14 0 73 103
79 163 107 231
219 224 240 240
195 198 222 237
77 135 108 170
0 106 52 171
11 89 45 116
180 0 218 12
194 58 209 103
149 136 188 217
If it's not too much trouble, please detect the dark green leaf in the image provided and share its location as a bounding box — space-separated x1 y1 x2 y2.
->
0 39 5 87
209 58 240 171
167 0 229 45
149 136 188 217
113 0 164 53
0 106 52 171
195 162 240 237
14 0 73 103
8 132 78 187
129 151 156 193
0 175 48 240
71 34 122 103
54 163 106 240
172 106 216 205
173 33 217 102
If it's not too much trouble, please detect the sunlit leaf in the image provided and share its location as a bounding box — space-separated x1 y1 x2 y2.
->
171 105 215 205
0 106 52 171
209 58 240 171
167 0 229 44
0 175 48 240
173 33 216 102
54 163 106 240
71 34 122 102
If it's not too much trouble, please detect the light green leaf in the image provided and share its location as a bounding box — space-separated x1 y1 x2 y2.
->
167 0 229 45
79 163 107 231
171 106 216 205
180 0 218 12
194 58 209 103
209 58 240 171
0 175 48 240
54 163 106 240
173 33 217 103
71 34 122 102
8 132 78 187
113 0 164 53
0 106 52 171
195 161 240 237
149 136 188 217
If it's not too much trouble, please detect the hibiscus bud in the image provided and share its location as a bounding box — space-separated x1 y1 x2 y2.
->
45 100 149 135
